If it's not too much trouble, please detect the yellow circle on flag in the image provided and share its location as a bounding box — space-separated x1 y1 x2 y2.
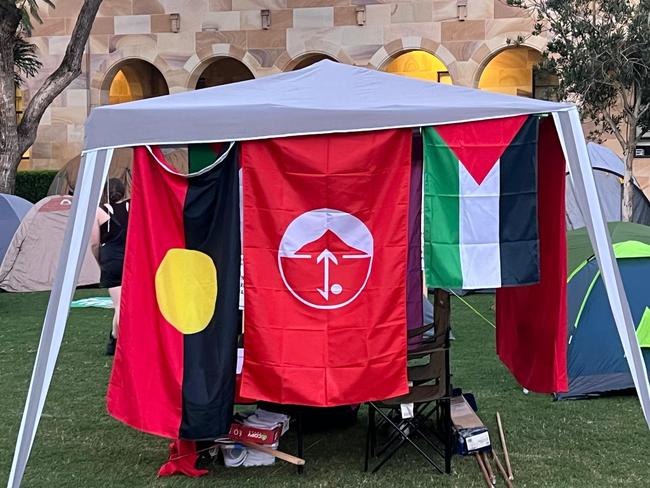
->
155 248 217 335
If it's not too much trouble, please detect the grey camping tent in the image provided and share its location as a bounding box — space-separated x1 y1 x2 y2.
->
0 193 32 263
566 143 650 229
8 60 650 487
47 147 189 198
0 195 99 292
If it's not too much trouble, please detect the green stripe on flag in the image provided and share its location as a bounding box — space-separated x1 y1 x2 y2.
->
423 127 462 288
189 144 219 172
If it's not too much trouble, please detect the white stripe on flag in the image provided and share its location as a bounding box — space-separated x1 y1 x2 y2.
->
459 160 501 289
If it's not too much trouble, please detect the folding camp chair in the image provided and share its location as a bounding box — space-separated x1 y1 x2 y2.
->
364 289 453 474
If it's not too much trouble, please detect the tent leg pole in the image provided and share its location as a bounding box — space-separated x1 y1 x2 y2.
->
7 149 112 488
555 109 650 428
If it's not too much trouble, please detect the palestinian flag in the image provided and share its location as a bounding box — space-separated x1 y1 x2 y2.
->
423 115 540 289
240 129 412 406
107 143 240 440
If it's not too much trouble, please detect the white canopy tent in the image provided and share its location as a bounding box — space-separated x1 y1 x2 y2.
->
8 60 650 487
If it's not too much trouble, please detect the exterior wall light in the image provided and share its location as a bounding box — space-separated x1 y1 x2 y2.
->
170 13 181 33
457 0 467 21
355 6 366 26
261 9 271 30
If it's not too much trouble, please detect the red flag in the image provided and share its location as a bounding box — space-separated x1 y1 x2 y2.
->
496 117 568 393
240 130 412 406
157 440 208 478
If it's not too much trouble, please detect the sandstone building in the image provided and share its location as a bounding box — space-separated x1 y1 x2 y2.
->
20 0 650 190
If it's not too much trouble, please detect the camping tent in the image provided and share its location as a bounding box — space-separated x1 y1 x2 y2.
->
566 143 650 229
47 148 189 198
8 61 650 487
559 222 650 399
0 195 99 292
0 193 32 263
47 148 134 197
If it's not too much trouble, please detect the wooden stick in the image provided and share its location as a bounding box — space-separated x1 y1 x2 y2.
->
492 451 514 488
240 441 305 466
474 453 493 488
480 452 496 485
496 412 514 480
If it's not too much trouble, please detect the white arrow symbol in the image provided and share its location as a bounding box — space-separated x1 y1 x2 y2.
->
317 249 338 300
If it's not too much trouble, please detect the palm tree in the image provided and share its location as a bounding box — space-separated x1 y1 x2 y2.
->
0 0 103 194
13 0 54 84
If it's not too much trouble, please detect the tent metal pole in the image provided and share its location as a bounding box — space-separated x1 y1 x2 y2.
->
555 109 650 428
7 149 112 488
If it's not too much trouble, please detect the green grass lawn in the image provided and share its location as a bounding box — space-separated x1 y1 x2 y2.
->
1 290 649 487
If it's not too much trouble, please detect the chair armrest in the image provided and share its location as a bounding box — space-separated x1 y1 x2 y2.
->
407 322 434 338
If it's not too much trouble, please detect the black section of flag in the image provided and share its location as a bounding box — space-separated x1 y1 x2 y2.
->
180 144 241 439
499 116 540 286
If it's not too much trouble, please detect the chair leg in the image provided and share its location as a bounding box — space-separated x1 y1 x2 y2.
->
371 406 441 473
370 404 376 458
296 411 304 474
364 404 373 472
444 399 452 474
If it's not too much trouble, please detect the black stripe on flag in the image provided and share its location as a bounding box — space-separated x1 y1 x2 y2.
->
499 116 540 286
180 145 241 439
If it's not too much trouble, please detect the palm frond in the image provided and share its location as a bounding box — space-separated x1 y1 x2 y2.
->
13 34 42 86
17 0 56 34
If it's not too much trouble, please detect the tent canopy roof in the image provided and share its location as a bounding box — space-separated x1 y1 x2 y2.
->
84 60 573 152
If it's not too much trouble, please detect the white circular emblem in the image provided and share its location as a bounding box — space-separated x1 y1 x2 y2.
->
278 208 374 310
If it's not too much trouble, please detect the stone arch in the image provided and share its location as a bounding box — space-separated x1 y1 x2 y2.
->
288 53 338 71
474 40 558 99
471 35 547 88
368 39 459 85
100 59 169 105
91 48 172 107
185 44 261 89
275 39 353 72
192 57 255 89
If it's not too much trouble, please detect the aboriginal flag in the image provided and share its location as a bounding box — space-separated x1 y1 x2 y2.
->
107 143 240 440
240 129 412 406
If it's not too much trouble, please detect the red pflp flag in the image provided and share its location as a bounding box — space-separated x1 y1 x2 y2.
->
240 130 412 406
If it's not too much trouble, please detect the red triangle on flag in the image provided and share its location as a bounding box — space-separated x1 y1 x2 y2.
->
434 115 528 185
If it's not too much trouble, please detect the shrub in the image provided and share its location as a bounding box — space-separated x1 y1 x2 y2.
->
14 170 58 203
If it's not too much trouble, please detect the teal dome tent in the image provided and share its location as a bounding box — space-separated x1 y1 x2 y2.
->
559 222 650 399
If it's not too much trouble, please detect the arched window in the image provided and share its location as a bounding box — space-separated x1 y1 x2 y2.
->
195 57 254 89
478 47 558 100
15 87 30 166
291 54 337 71
104 59 169 105
384 51 452 84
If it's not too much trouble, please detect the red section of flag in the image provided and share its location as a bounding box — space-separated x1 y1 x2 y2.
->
434 115 527 184
157 440 208 478
240 130 412 406
496 117 568 393
107 146 188 438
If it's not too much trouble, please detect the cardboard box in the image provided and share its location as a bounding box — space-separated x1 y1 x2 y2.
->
228 422 282 446
450 395 491 455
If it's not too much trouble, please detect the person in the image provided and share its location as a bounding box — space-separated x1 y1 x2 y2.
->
90 178 130 355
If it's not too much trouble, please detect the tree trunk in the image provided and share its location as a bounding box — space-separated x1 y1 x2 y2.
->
0 150 21 194
0 3 21 194
622 147 635 222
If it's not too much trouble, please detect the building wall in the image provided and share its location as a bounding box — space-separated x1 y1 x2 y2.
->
22 0 549 171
